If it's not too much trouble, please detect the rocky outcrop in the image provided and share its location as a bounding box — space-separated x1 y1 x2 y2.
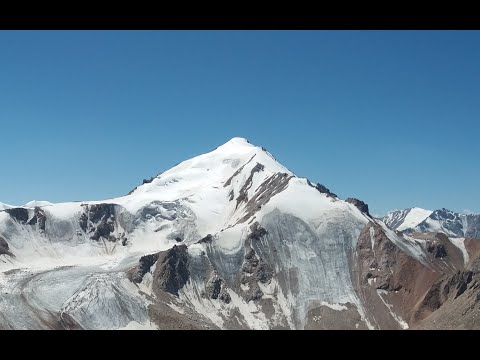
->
129 253 159 283
426 240 447 258
410 232 464 269
382 208 411 230
0 236 12 256
354 222 444 329
414 256 480 329
240 223 274 302
153 245 190 296
465 214 480 239
27 207 47 231
79 204 126 243
4 207 47 231
307 180 337 198
196 234 213 244
422 208 465 236
127 176 157 195
353 220 478 329
236 172 292 224
345 198 370 216
5 208 29 224
235 162 265 209
205 272 231 304
223 154 256 188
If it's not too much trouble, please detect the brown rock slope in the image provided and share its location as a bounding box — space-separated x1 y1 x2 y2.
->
353 220 480 329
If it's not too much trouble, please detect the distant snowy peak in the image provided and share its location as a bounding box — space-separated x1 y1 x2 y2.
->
384 207 480 239
0 201 54 210
22 200 54 208
0 202 13 211
415 208 480 238
383 207 432 231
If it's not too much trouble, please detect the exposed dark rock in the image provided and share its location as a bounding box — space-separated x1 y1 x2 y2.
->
154 245 190 296
255 261 274 283
142 177 154 185
236 173 293 224
196 234 213 244
79 204 118 242
79 212 88 232
382 209 410 230
5 208 29 224
315 183 337 198
239 222 274 302
206 275 222 298
219 290 232 304
248 222 268 241
431 208 455 221
223 154 256 187
416 268 476 322
307 180 337 198
345 198 370 216
454 271 474 299
426 240 448 258
465 214 480 239
205 273 231 304
129 253 160 283
91 221 115 241
409 255 480 329
175 237 182 243
127 176 158 195
246 284 264 302
235 162 265 209
242 255 259 273
421 282 444 312
244 248 256 261
88 204 115 224
0 236 12 257
27 207 47 231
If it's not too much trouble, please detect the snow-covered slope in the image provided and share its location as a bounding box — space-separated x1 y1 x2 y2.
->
1 201 53 211
0 202 12 211
383 208 432 231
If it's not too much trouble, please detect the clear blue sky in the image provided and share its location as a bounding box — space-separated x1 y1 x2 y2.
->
1 30 479 215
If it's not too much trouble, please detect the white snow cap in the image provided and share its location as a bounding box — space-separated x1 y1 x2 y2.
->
212 137 257 154
0 202 13 211
0 201 54 210
397 207 432 231
222 137 250 145
22 200 54 208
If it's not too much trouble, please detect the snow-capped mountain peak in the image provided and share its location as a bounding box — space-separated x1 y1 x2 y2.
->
383 207 432 231
121 137 294 215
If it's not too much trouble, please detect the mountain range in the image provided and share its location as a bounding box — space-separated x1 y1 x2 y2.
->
1 137 479 330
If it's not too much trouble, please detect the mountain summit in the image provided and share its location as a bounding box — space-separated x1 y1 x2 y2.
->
1 138 479 330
